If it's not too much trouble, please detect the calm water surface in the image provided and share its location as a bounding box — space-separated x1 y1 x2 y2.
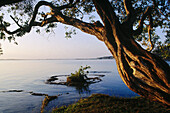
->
1 59 167 113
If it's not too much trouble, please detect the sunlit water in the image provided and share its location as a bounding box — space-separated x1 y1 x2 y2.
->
0 59 168 113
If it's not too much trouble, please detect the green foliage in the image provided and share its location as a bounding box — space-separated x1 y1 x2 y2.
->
0 32 5 40
64 26 77 38
66 65 91 94
67 65 91 83
134 27 160 49
0 0 34 49
52 0 95 19
153 42 170 59
52 94 169 113
41 95 58 113
4 0 34 17
0 44 3 55
112 0 169 47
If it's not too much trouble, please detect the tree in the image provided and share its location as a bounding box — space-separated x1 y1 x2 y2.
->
0 0 169 106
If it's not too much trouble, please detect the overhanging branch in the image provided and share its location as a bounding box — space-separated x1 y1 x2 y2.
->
0 19 22 35
92 0 120 28
123 0 136 27
1 1 105 41
147 13 154 52
53 9 105 41
132 6 154 51
123 0 134 16
133 7 152 36
147 25 154 52
10 15 23 28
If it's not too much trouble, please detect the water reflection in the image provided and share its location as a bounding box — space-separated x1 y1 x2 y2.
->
0 59 140 113
0 89 58 113
69 82 91 94
40 73 106 112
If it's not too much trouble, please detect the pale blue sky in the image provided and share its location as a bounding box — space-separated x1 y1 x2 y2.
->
0 23 111 59
0 1 167 59
0 2 112 59
0 24 166 59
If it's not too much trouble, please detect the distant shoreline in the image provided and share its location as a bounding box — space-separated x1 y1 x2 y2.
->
0 56 169 61
0 56 114 61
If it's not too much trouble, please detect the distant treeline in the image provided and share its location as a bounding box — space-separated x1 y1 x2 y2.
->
97 56 114 59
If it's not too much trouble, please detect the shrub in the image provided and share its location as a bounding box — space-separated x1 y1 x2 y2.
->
67 66 91 84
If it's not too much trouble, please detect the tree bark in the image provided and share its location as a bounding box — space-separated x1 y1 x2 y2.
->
93 0 170 106
104 27 170 106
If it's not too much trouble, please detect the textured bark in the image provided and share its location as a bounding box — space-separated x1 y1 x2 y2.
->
104 28 170 106
93 0 170 106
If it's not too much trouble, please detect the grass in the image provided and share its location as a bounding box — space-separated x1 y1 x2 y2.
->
41 95 58 113
52 94 169 113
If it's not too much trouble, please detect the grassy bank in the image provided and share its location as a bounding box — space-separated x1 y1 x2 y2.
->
52 94 169 113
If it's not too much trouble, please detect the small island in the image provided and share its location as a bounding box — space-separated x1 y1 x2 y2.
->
45 66 106 94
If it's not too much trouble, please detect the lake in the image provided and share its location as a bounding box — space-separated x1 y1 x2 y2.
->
1 59 166 113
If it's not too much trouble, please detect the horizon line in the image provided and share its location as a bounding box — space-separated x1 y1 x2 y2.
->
0 56 114 60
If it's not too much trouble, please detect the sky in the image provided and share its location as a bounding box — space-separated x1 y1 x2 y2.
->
0 1 112 59
0 23 111 59
0 23 165 59
0 1 167 59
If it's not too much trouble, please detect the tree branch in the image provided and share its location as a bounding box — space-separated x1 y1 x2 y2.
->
32 16 58 27
53 9 105 41
10 15 23 28
2 1 105 41
123 0 136 27
133 7 152 36
147 25 154 52
0 20 22 35
57 0 80 10
123 0 134 16
132 6 154 51
147 12 154 52
0 0 24 7
0 1 53 34
152 0 169 21
92 0 120 28
92 0 118 54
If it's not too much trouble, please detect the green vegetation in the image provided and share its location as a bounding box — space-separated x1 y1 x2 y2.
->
0 44 2 55
52 94 169 113
41 95 58 113
66 66 91 85
153 42 170 60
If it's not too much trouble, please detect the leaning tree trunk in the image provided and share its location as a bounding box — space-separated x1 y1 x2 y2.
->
93 0 170 106
104 25 170 106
